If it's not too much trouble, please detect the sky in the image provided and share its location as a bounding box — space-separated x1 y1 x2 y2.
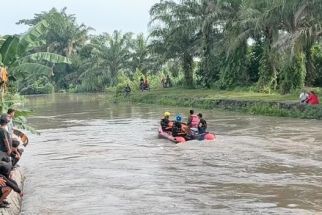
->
0 0 160 35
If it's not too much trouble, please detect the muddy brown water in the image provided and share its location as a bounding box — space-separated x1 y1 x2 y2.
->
19 94 322 215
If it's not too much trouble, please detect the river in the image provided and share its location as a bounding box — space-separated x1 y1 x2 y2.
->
20 94 322 215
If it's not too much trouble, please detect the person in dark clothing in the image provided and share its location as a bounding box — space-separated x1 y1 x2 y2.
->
197 113 207 134
139 77 145 91
0 160 22 207
0 115 11 156
172 121 184 137
0 174 22 194
0 173 23 207
161 112 172 132
172 115 186 138
165 75 172 88
0 161 12 178
124 84 131 96
10 139 21 167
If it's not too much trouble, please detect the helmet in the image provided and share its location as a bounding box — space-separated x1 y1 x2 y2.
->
176 114 182 122
164 112 170 117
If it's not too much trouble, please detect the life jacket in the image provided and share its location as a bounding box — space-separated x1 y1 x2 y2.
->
307 93 319 105
189 115 200 128
172 121 184 137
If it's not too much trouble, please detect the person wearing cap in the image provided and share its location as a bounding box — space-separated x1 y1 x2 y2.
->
0 114 11 156
160 112 172 132
172 115 186 138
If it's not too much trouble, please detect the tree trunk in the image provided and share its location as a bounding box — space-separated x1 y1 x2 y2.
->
304 48 315 86
182 53 194 88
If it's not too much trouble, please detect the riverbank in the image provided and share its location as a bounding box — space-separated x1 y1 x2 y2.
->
0 168 24 215
114 88 322 119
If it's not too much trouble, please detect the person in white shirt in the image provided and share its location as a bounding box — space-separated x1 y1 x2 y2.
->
299 90 309 104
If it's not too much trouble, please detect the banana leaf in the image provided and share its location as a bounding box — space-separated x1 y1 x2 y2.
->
0 36 19 66
11 63 53 78
25 52 71 64
19 20 49 52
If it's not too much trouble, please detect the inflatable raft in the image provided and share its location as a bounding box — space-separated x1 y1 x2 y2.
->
158 127 216 144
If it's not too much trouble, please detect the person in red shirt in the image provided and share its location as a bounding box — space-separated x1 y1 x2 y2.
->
307 91 320 105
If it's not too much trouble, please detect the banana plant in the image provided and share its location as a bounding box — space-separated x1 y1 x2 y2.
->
0 19 71 93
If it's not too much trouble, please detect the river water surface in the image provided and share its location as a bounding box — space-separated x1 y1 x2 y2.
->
20 94 322 215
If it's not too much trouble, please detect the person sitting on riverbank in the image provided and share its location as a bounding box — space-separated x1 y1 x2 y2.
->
0 174 23 208
0 115 11 157
307 91 320 105
0 115 22 167
139 76 150 91
0 155 23 207
299 90 309 104
124 84 131 97
10 139 21 167
197 113 207 134
160 112 172 132
6 109 16 139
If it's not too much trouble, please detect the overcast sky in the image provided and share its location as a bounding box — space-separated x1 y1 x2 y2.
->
0 0 160 35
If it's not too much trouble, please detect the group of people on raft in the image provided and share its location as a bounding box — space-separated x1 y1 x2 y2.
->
0 109 24 208
160 109 207 140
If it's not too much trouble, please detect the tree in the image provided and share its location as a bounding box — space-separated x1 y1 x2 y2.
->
77 31 132 91
0 20 70 94
149 0 202 87
18 8 93 90
129 34 160 75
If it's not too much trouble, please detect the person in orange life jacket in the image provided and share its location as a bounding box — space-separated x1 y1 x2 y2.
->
172 115 186 137
197 113 207 134
187 110 200 129
307 91 320 105
160 112 172 132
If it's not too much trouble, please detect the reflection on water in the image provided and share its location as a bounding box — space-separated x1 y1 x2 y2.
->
20 94 322 215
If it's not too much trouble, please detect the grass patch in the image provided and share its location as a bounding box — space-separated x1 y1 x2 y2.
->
114 88 322 119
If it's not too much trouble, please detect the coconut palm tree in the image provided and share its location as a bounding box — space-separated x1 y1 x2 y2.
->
149 0 203 87
79 31 133 90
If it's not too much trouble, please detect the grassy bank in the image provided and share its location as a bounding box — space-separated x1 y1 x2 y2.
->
114 88 322 119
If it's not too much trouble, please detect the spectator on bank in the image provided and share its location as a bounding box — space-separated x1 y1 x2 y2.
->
0 115 11 156
124 84 131 96
299 90 309 104
307 91 320 105
140 76 150 91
